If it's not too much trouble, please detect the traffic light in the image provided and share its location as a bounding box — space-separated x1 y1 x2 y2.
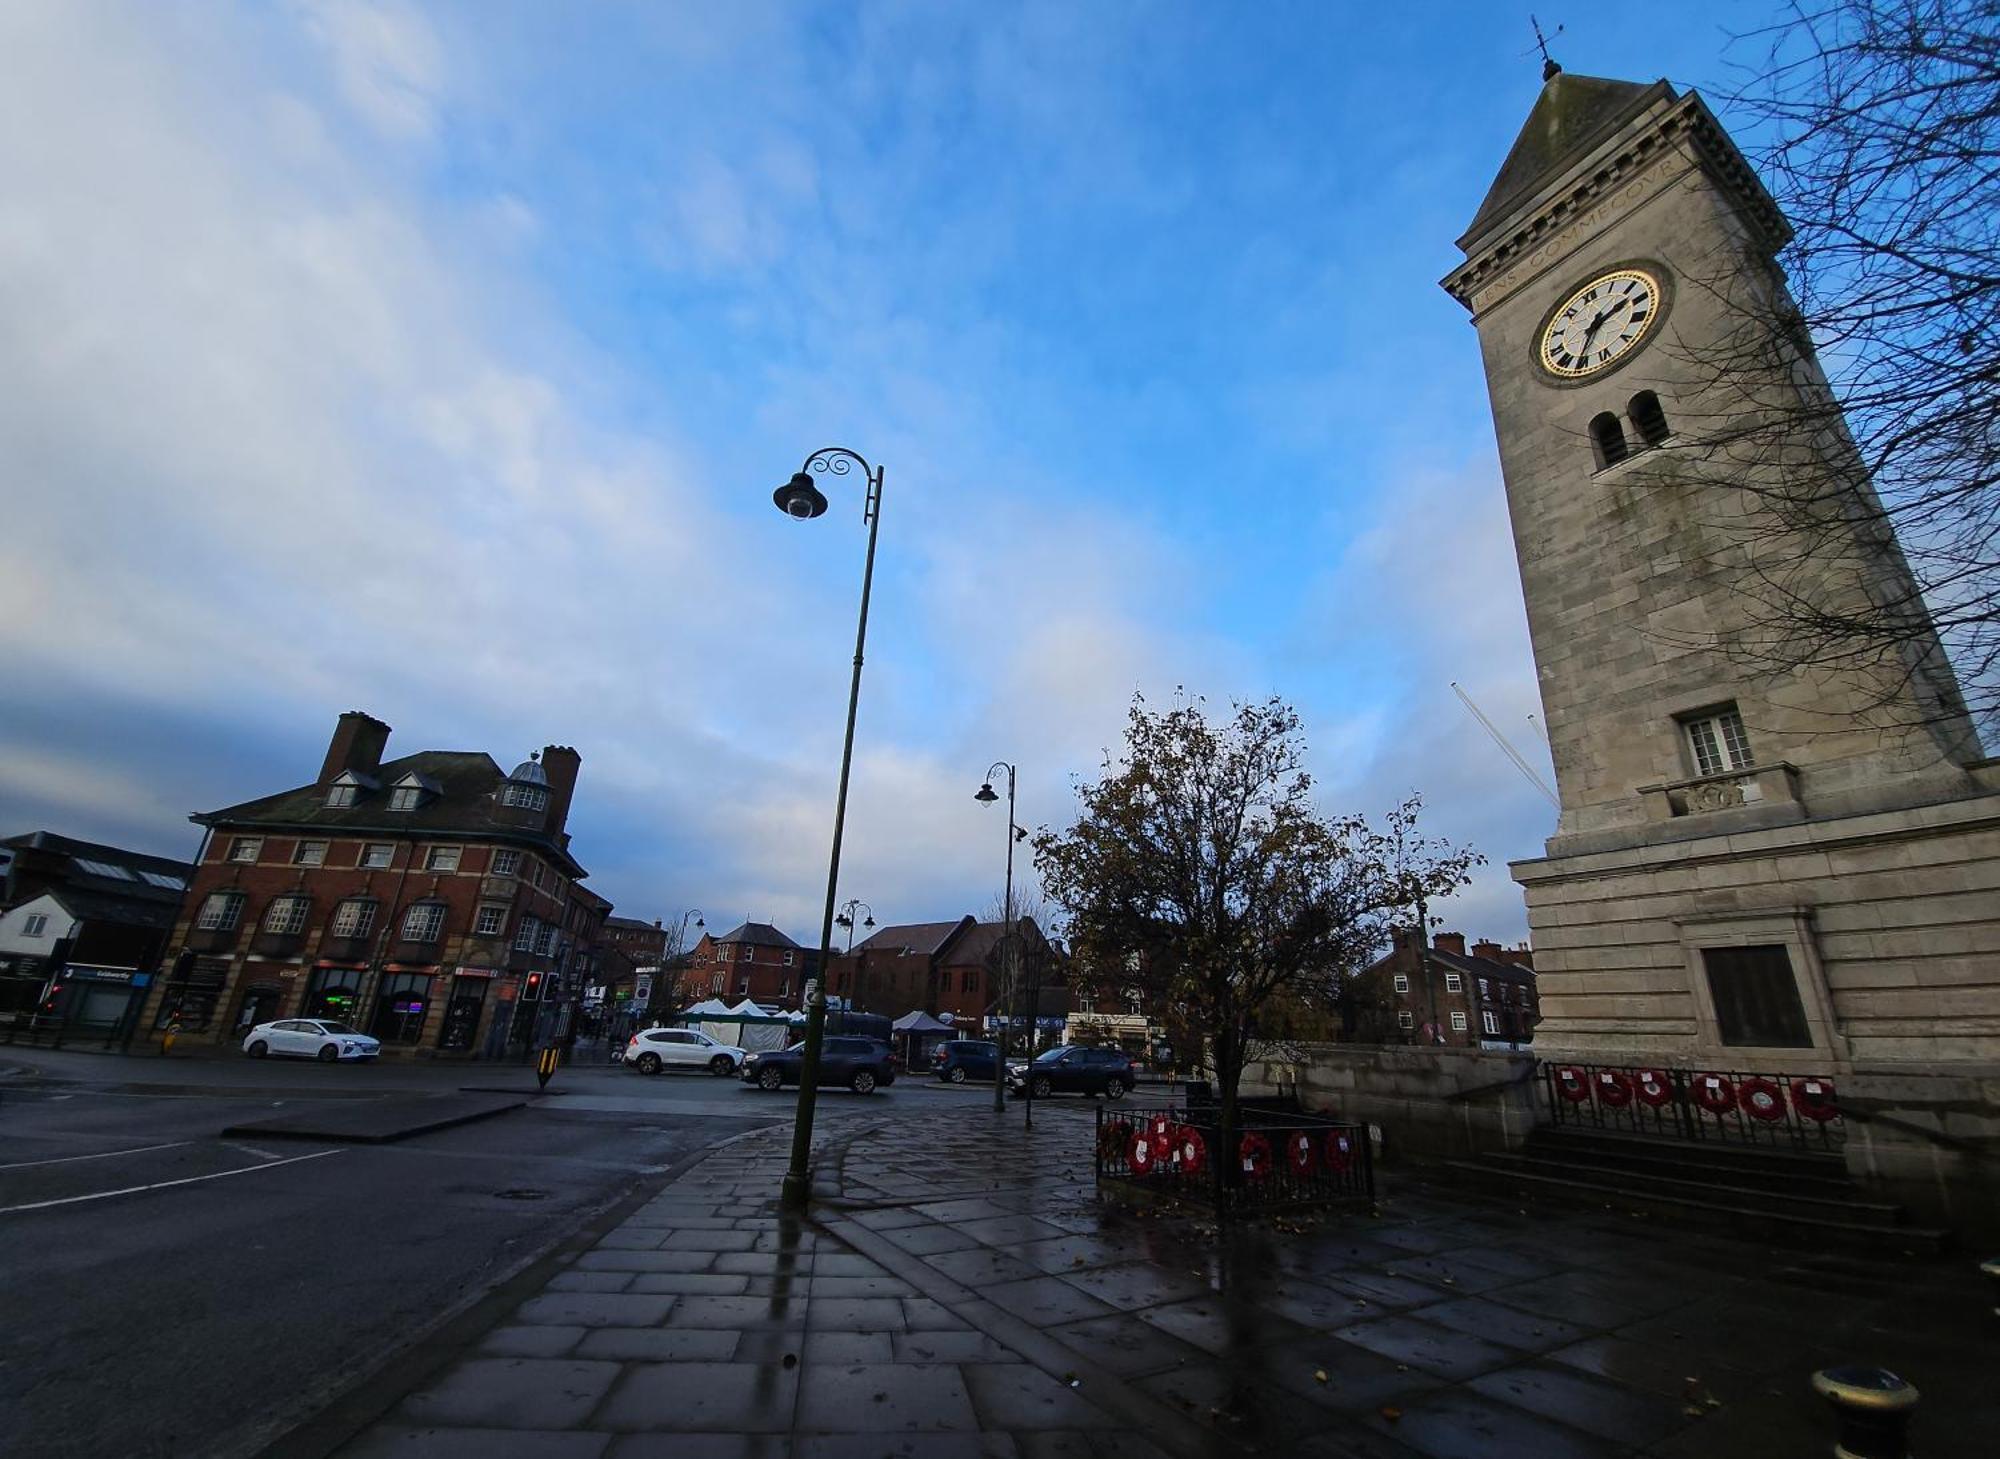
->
523 972 544 1002
41 981 65 1014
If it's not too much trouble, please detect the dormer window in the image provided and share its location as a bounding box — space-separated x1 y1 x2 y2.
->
500 782 548 811
326 785 359 809
389 786 422 811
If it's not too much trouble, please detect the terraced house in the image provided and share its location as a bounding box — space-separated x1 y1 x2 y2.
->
139 711 606 1057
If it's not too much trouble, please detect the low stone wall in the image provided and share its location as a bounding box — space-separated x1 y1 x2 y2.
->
1241 1045 1541 1162
1246 1042 2000 1239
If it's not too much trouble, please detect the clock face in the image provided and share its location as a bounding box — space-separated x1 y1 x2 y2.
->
1539 268 1663 378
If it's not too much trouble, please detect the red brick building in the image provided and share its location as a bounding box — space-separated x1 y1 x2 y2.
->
687 922 814 1007
825 916 1056 1024
139 711 604 1058
1347 930 1539 1047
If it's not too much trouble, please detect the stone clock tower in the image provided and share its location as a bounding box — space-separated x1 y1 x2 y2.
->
1441 69 2000 1076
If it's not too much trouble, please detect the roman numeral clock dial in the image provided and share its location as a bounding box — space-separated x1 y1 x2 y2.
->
1538 267 1663 378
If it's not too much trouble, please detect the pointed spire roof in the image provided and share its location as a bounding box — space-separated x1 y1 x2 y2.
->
1462 72 1673 246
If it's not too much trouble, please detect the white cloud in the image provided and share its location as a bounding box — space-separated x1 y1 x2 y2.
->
294 0 445 141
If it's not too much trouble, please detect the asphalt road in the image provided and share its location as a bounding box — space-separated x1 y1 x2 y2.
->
0 1050 989 1457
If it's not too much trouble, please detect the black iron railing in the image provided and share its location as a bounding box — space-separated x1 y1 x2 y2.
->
1542 1060 1844 1151
1095 1101 1374 1215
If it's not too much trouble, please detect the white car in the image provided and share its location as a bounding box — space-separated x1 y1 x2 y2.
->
624 1026 746 1077
242 1019 381 1062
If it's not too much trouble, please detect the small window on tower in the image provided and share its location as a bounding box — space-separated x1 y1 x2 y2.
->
1629 390 1670 446
1681 705 1755 777
1590 411 1628 468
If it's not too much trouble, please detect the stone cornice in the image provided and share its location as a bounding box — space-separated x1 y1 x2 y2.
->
1442 92 1791 318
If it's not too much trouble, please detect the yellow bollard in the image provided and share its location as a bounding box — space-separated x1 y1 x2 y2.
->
160 1019 181 1056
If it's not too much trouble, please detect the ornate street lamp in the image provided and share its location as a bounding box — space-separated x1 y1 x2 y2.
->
834 898 876 1011
975 763 1029 1118
772 447 884 1212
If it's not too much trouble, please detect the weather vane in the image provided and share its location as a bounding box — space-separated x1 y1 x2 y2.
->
1528 15 1564 81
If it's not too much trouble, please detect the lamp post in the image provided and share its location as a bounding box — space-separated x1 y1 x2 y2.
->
975 763 1027 1116
772 447 884 1212
661 909 702 1016
834 898 875 1011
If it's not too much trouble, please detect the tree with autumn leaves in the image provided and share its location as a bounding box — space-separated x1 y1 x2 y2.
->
1034 694 1482 1177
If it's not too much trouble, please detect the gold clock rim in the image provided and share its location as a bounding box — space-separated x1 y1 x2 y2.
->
1538 267 1664 379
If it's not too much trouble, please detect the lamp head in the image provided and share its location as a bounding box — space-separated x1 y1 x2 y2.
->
974 782 998 803
694 916 704 928
835 913 851 930
773 471 828 520
864 915 876 928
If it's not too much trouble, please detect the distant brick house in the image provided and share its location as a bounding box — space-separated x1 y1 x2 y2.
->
137 711 604 1057
826 916 1057 1024
688 922 815 1006
1347 930 1538 1047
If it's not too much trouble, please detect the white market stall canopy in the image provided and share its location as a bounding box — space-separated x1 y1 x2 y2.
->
891 1010 954 1034
679 997 794 1050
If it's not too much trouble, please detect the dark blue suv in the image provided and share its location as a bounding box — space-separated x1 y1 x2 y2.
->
931 1039 1000 1084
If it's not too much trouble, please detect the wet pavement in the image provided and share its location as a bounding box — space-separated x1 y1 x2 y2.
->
331 1099 1995 1457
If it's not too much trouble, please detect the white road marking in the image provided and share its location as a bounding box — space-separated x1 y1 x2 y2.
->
0 1140 194 1171
0 1148 343 1214
223 1142 288 1162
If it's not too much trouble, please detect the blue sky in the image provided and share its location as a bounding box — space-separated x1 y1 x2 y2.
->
0 0 1761 944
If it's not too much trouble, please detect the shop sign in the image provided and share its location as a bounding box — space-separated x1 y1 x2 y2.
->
65 964 143 985
455 966 499 979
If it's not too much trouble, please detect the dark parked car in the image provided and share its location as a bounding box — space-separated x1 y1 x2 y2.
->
741 1036 899 1094
1006 1045 1134 1099
932 1039 1000 1084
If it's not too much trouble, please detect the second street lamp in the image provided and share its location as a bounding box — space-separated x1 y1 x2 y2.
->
772 447 884 1213
975 763 1027 1116
834 898 876 1011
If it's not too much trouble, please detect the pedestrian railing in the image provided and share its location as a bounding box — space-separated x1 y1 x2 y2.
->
1542 1060 1844 1151
1094 1101 1374 1216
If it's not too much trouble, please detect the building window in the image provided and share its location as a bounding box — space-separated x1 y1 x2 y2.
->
360 843 394 869
1590 411 1628 468
75 857 136 880
330 898 377 939
514 915 540 952
228 838 262 864
195 891 245 931
738 977 750 996
474 904 508 937
1629 390 1670 446
1450 1010 1468 1032
370 972 433 1044
425 846 461 873
500 782 547 811
293 840 328 867
401 902 447 943
1396 1010 1415 1030
1392 973 1409 993
262 895 311 936
779 978 791 997
1702 945 1813 1047
741 944 754 961
303 965 362 1021
1683 706 1755 777
1444 972 1462 993
140 871 185 890
963 968 979 993
534 923 555 956
783 950 794 966
22 913 48 937
389 785 422 812
326 785 359 809
491 849 520 877
1482 1010 1500 1036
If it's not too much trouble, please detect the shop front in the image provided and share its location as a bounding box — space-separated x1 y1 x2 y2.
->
157 957 230 1031
302 963 366 1024
438 967 498 1053
368 968 435 1046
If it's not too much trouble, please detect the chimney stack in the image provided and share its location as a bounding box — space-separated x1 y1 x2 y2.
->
540 745 582 833
1431 931 1467 957
319 711 391 786
1471 938 1504 961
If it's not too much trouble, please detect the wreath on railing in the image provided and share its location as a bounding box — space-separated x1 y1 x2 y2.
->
1171 1125 1207 1175
1594 1069 1634 1108
1739 1077 1786 1123
1792 1077 1839 1123
1238 1131 1273 1181
1633 1068 1673 1107
1129 1129 1165 1174
1323 1129 1355 1174
1554 1065 1590 1102
1692 1073 1736 1114
1098 1118 1134 1164
1285 1130 1319 1176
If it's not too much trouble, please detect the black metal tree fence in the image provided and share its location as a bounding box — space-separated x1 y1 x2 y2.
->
1543 1060 1844 1151
1095 1101 1375 1215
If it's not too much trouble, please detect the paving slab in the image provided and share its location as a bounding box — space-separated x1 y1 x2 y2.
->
219 1091 525 1142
